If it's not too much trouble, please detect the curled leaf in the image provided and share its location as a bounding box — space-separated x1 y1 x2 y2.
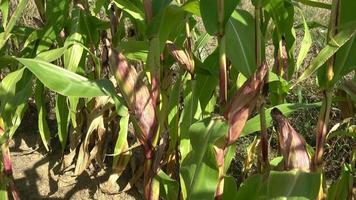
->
224 64 268 145
271 108 311 170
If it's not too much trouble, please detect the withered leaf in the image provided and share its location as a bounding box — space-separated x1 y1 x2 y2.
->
224 64 268 145
166 41 194 74
271 108 311 171
112 51 157 158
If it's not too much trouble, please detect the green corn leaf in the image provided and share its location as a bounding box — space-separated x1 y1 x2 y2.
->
226 9 256 77
112 114 130 167
266 170 321 199
200 0 240 35
55 94 70 150
167 74 182 155
179 79 202 162
0 0 28 49
235 174 263 200
331 1 356 85
64 8 84 72
194 32 212 57
195 52 219 113
17 58 113 97
296 23 356 86
112 0 144 21
0 68 32 137
222 176 239 200
0 0 9 28
36 47 67 62
94 0 105 14
118 40 149 61
0 181 7 200
148 4 186 50
296 9 312 70
16 58 128 116
181 0 200 16
180 117 227 200
34 81 51 151
297 0 331 10
327 164 353 200
156 170 179 200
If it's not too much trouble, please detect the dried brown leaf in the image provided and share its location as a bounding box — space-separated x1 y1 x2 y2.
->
112 52 157 158
271 108 311 171
224 64 268 145
166 41 194 74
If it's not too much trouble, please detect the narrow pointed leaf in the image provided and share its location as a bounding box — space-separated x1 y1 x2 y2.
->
0 0 28 49
296 9 312 70
296 23 356 85
55 95 70 150
112 0 145 21
34 81 51 151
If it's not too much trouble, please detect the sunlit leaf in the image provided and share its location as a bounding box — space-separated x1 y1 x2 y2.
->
226 9 256 77
296 9 312 70
296 23 356 86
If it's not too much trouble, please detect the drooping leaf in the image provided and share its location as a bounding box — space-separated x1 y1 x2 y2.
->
17 58 112 97
36 47 67 62
16 58 127 116
298 0 331 9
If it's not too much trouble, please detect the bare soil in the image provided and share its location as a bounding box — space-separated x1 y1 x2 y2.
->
9 112 141 200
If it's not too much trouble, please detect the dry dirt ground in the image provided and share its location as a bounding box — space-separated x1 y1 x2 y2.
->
9 115 142 200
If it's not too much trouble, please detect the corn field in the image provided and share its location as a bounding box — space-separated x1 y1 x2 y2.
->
0 0 355 199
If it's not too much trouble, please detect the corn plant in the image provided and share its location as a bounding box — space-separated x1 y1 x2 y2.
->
0 0 355 199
